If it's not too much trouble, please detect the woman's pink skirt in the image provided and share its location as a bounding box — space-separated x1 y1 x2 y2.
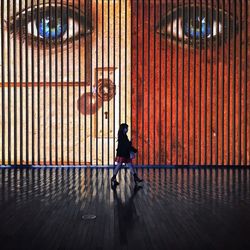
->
115 156 132 164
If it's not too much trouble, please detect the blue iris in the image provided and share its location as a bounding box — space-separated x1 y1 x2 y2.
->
38 16 67 40
184 16 212 39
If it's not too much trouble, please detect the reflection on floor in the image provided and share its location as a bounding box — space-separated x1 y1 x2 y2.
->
0 167 250 250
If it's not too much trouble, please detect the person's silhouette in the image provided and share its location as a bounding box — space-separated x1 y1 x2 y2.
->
111 123 143 188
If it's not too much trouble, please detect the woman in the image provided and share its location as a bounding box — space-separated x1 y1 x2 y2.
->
111 123 143 187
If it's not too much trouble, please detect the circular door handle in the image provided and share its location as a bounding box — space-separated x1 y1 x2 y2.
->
97 79 116 102
77 93 102 115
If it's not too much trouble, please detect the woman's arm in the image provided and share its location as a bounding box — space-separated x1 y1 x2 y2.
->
128 140 138 153
130 146 138 153
119 134 137 153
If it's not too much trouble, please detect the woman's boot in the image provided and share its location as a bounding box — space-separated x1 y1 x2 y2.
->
111 175 119 186
133 173 143 184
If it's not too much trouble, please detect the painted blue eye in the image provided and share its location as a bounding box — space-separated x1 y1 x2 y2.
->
156 5 232 46
38 16 67 40
184 16 212 39
14 5 93 45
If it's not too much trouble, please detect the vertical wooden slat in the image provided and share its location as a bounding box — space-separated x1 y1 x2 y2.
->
199 0 202 165
244 0 248 165
90 0 93 164
176 0 179 165
227 0 231 165
37 0 41 165
43 0 46 165
216 0 219 165
210 0 213 165
73 0 76 165
136 0 139 165
222 0 225 165
182 0 185 165
13 0 17 165
25 0 29 165
239 0 242 165
101 0 104 165
148 0 150 165
1 0 5 165
95 0 99 165
142 0 145 165
205 0 208 165
170 0 173 165
108 0 110 165
165 0 168 165
78 0 81 165
60 0 64 165
188 0 191 165
84 0 87 165
31 0 34 165
193 0 196 165
7 0 11 165
153 0 156 165
67 0 69 165
159 0 162 164
55 0 58 165
113 0 116 166
49 0 52 165
232 0 236 165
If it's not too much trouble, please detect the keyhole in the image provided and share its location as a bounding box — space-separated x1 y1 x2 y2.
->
104 112 108 119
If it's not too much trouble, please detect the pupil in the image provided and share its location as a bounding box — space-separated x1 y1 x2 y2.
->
183 6 213 40
37 7 67 40
184 15 211 39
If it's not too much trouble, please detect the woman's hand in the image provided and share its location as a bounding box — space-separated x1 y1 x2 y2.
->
131 146 138 153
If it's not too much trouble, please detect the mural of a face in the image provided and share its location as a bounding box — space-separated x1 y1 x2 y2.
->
0 0 249 166
131 0 250 165
0 0 131 165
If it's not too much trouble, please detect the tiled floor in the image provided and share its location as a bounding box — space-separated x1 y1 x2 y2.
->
0 167 250 250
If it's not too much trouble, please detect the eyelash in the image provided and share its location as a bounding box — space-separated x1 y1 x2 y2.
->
10 4 93 47
157 5 235 47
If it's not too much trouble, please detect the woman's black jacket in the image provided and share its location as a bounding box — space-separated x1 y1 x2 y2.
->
116 134 138 158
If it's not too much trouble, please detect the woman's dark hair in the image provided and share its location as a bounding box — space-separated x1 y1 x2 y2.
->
117 123 128 142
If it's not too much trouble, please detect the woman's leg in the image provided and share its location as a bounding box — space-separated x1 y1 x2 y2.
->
113 162 123 177
127 162 143 183
126 162 135 175
111 163 123 186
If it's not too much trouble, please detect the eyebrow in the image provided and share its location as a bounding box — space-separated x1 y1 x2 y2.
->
153 0 232 4
5 0 86 19
150 0 239 17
